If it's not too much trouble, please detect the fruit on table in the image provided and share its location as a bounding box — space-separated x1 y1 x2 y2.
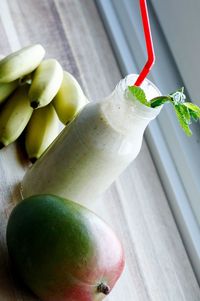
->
0 80 18 104
53 71 89 124
0 45 88 159
25 104 60 162
6 195 124 301
0 85 33 148
29 59 63 109
0 44 45 83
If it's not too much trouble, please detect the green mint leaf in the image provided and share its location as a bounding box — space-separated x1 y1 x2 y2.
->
174 105 192 136
178 104 191 124
128 86 150 107
183 102 200 118
150 96 171 108
188 109 199 122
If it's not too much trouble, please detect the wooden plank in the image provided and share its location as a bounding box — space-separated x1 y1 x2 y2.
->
0 0 199 300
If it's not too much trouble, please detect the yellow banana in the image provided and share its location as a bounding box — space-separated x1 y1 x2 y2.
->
28 59 63 109
0 85 33 148
25 104 60 162
0 44 45 83
0 80 18 104
53 71 89 124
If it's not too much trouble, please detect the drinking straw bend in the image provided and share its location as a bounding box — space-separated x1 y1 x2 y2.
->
134 0 155 86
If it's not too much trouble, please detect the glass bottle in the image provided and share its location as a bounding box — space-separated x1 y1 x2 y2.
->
22 74 162 206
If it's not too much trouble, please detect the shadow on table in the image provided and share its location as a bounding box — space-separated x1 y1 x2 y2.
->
0 159 38 300
0 236 39 301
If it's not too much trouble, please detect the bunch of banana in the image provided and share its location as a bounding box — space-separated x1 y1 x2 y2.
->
0 44 89 161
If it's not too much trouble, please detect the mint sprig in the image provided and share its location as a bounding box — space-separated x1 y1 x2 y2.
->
128 85 200 136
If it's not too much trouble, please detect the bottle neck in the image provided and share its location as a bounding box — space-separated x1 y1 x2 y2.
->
101 74 162 136
116 74 162 120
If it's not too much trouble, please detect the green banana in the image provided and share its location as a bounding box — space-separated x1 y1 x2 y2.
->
0 44 45 83
25 104 60 162
28 59 63 109
0 85 33 148
0 80 18 105
0 54 18 104
53 71 89 124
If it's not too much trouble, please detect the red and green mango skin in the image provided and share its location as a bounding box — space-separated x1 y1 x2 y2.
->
6 195 125 301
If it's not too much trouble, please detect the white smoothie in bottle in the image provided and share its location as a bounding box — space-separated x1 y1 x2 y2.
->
22 74 162 205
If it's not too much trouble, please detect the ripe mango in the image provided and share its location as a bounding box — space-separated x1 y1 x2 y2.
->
6 195 124 301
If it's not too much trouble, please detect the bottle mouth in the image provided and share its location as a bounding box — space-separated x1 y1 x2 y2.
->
117 74 163 119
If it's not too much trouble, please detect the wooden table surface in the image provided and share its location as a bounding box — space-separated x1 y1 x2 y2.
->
0 1 200 300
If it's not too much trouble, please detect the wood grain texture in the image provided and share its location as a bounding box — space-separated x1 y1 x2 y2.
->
0 0 199 300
